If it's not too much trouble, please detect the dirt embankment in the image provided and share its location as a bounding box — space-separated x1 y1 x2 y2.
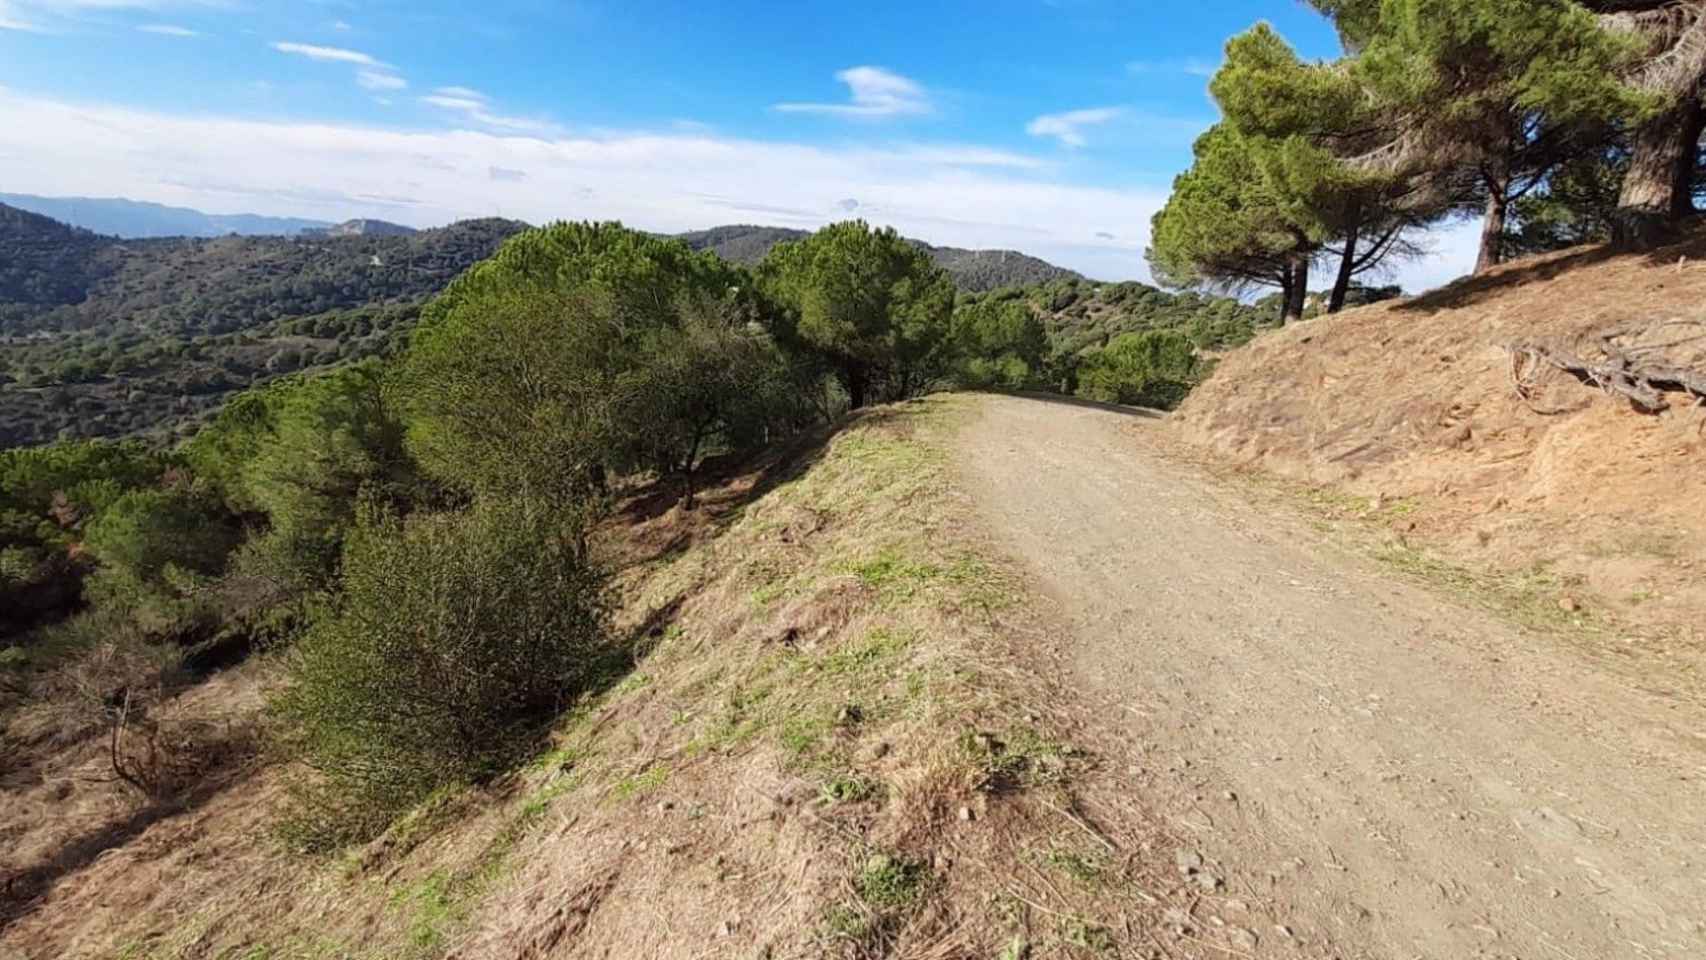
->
1172 231 1706 643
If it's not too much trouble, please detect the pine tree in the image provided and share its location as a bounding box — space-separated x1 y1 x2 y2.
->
1315 0 1650 271
1147 124 1328 323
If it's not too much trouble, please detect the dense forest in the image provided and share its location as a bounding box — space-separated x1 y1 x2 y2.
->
0 209 1082 446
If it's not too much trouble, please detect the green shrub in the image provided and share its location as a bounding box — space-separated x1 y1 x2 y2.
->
273 499 611 848
1075 330 1201 409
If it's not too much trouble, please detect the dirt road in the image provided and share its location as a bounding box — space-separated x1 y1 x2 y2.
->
955 393 1706 959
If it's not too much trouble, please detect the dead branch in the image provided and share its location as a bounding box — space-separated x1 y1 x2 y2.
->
1507 324 1706 415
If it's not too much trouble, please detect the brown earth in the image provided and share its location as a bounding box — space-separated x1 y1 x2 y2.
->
1173 231 1706 648
956 392 1706 960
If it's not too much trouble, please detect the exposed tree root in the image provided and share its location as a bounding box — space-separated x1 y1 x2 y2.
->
1507 321 1706 415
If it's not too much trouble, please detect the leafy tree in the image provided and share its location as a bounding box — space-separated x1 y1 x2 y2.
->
1314 0 1650 271
1577 1 1705 242
241 363 414 589
1210 22 1421 312
1076 331 1202 409
619 301 801 506
1147 124 1327 323
81 485 238 636
1507 148 1628 254
760 221 957 409
398 223 757 512
950 296 1049 389
272 500 610 848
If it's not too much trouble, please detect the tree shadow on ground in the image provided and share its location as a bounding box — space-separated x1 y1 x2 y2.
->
0 724 260 933
606 411 885 571
1004 391 1167 421
1397 226 1706 316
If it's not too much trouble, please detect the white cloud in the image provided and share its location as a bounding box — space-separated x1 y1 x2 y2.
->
271 41 383 67
330 19 351 31
0 1 38 30
775 66 931 119
1126 57 1218 78
358 70 406 92
137 23 197 36
421 88 558 135
1026 107 1126 149
0 88 1480 291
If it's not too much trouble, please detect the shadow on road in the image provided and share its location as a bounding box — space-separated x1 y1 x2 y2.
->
1002 391 1167 421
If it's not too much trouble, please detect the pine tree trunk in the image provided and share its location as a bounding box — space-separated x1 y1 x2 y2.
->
1614 94 1704 246
1284 253 1310 323
1277 264 1296 325
846 366 869 411
1328 221 1361 314
1475 191 1508 275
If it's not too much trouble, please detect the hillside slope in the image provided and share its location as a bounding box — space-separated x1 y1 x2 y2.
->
0 398 1258 960
1172 229 1706 639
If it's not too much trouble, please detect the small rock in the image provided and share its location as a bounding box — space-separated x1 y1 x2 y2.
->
1222 790 1238 802
1559 595 1582 613
933 853 953 871
1196 873 1224 891
1229 927 1260 951
1175 850 1204 876
657 800 675 813
719 920 735 938
1275 924 1294 938
863 741 892 762
958 805 974 822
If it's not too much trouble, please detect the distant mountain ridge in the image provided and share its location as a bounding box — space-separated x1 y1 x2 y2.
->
8 194 1082 292
0 193 334 239
676 224 1083 292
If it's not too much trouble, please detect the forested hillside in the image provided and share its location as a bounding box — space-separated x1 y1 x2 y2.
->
678 223 1083 291
0 209 1088 446
0 209 525 447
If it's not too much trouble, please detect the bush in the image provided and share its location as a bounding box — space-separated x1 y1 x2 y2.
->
1075 331 1201 409
272 500 611 847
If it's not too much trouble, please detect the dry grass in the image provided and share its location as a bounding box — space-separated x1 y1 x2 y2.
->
1170 228 1706 675
1 396 1253 960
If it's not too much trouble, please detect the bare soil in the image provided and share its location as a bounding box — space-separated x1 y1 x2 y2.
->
1174 232 1706 644
956 392 1706 960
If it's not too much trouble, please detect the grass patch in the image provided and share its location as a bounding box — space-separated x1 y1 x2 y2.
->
1373 543 1594 632
854 852 927 909
960 726 1074 792
818 773 881 805
609 763 669 802
1035 847 1109 888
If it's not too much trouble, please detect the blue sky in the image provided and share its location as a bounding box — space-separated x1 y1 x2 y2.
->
0 1 1479 288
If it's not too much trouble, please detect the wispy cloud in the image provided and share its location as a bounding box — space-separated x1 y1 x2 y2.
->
1126 57 1218 78
271 41 383 67
421 86 556 135
137 23 198 37
1026 107 1126 149
358 70 406 92
0 1 39 31
330 19 351 32
0 87 1182 283
774 66 931 119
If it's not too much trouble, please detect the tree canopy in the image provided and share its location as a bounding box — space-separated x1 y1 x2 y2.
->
760 221 957 409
